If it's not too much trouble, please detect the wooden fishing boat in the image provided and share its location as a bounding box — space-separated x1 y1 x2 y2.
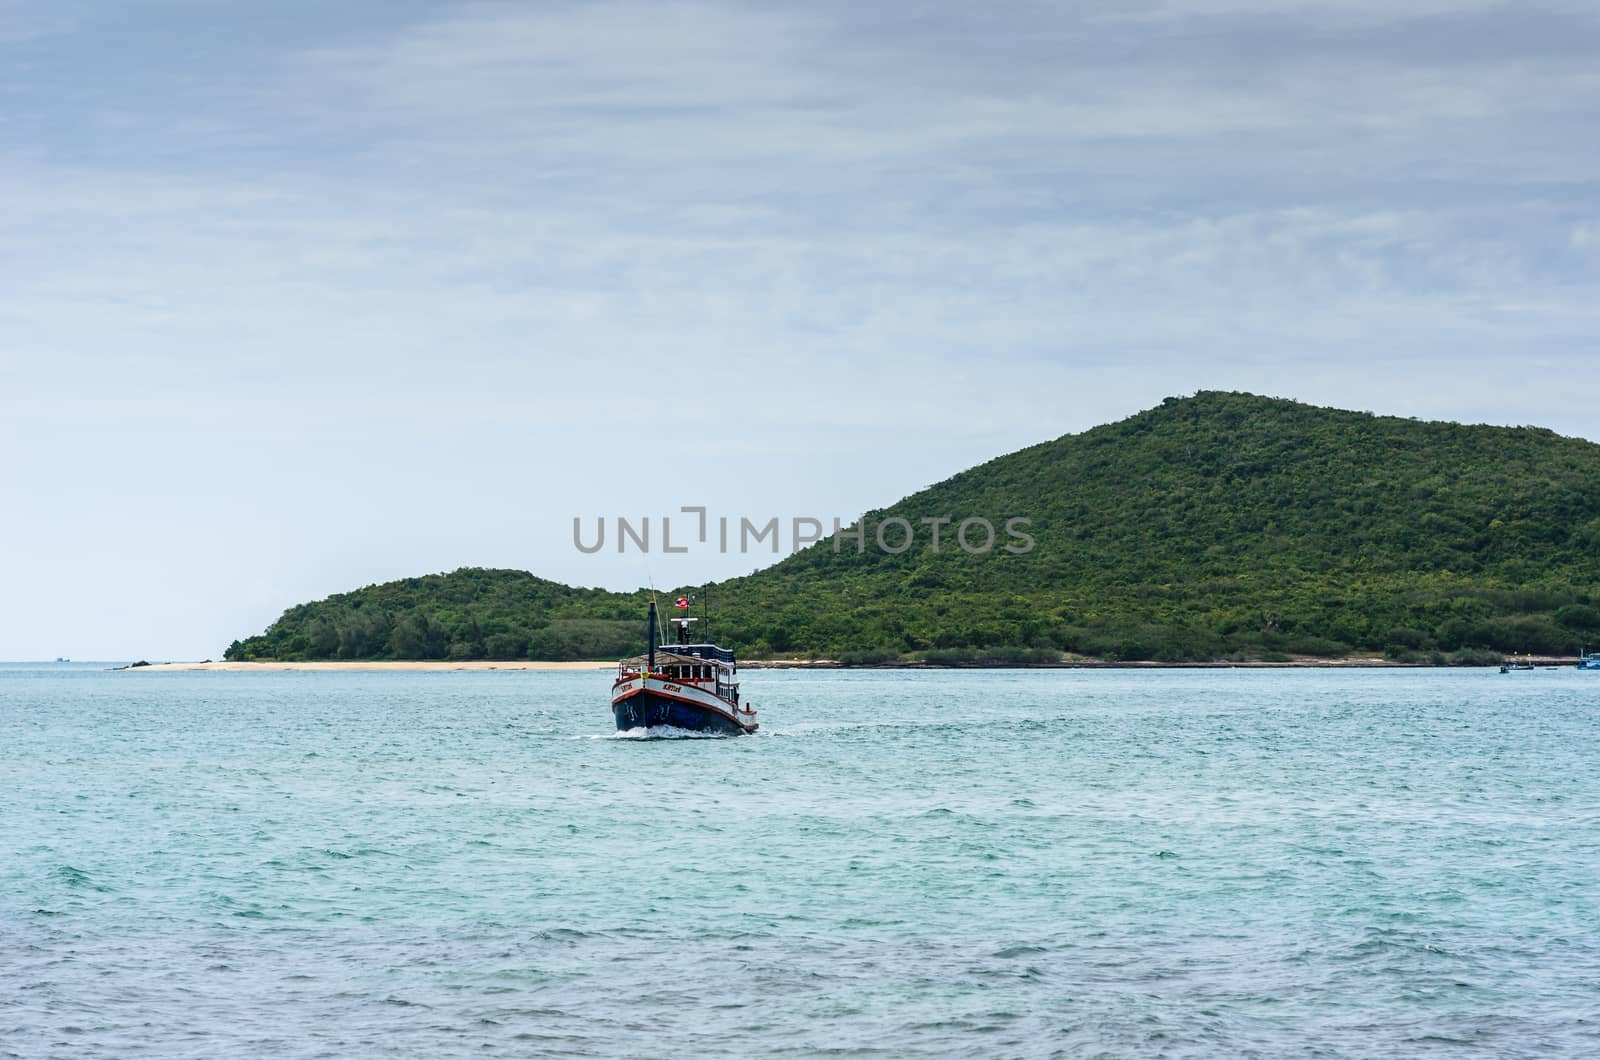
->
610 600 758 735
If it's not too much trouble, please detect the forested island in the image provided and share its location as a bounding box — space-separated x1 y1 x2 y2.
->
226 392 1600 665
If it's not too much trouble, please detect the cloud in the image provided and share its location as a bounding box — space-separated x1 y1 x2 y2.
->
3 0 1599 655
0 0 83 42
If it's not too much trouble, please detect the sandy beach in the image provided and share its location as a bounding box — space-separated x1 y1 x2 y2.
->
130 660 619 672
125 658 853 672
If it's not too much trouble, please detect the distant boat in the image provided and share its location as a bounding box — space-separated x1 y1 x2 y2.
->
610 599 758 735
1578 650 1600 671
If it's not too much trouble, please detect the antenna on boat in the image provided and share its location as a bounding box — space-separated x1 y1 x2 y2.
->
667 592 698 645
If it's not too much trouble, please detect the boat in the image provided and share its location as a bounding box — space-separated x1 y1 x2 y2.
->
610 599 758 735
1578 650 1600 671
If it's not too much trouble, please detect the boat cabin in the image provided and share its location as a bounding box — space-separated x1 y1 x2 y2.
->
618 643 741 703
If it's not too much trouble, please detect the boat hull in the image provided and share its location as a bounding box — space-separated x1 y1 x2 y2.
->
611 678 756 735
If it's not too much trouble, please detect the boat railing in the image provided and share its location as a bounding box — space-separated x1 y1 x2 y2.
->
620 654 734 686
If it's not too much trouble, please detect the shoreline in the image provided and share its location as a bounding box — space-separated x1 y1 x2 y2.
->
123 655 1580 672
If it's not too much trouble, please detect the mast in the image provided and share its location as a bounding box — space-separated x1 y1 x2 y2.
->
647 599 657 675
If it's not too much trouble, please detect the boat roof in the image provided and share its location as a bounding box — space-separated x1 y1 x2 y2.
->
620 656 739 672
621 645 736 668
659 643 736 664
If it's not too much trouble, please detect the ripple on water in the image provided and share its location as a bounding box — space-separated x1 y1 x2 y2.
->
4 667 1600 1056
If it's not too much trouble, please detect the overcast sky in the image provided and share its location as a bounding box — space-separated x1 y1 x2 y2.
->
3 0 1598 659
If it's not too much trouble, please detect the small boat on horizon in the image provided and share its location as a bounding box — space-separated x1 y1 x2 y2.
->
1578 650 1600 671
610 599 758 735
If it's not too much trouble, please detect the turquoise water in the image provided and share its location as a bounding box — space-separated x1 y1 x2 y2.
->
4 665 1599 1057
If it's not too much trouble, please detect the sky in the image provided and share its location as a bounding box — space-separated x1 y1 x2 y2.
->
3 0 1598 659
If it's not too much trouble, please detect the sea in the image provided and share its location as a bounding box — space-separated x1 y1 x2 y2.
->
3 664 1598 1058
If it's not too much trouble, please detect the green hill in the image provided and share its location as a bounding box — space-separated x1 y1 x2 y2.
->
226 392 1600 664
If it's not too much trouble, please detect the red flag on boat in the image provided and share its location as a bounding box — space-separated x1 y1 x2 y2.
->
675 596 690 609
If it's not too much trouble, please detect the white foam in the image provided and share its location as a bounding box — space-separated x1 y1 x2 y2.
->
602 725 728 740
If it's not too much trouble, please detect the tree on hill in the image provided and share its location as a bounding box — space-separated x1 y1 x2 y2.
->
225 393 1600 664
